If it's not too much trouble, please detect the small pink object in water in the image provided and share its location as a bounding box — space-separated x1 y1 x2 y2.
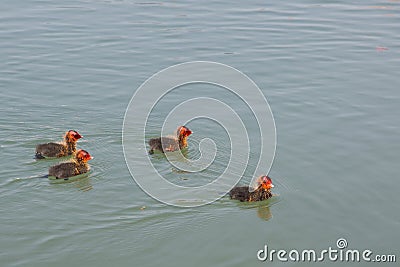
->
376 46 389 51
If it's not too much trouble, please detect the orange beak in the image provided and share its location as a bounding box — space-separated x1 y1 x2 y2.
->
262 182 274 190
260 176 274 190
180 127 192 137
69 131 82 141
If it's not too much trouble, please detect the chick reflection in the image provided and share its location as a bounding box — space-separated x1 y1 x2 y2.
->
169 148 192 173
74 177 93 192
257 205 272 221
49 174 93 192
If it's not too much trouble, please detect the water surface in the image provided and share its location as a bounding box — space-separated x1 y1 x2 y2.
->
1 1 399 266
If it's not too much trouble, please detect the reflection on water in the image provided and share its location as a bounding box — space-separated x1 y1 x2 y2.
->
257 205 273 221
233 194 282 221
74 177 93 192
49 175 93 191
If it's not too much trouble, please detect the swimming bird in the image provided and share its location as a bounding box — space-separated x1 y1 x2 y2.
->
229 175 274 202
35 130 82 159
148 126 192 154
48 149 92 179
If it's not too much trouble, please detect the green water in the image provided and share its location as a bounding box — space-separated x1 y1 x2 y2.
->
1 1 399 266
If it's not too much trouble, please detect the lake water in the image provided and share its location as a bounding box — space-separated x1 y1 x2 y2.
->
1 1 399 266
